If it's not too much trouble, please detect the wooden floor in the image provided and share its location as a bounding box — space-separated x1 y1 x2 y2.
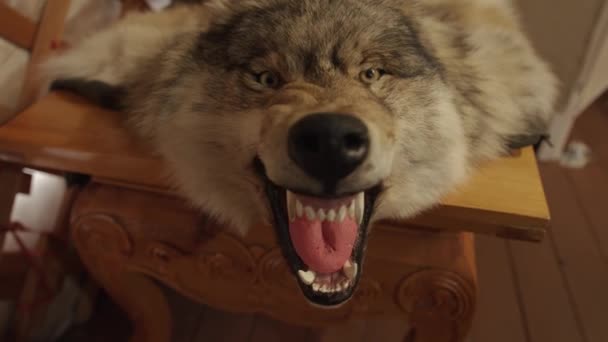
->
471 95 608 342
58 95 608 342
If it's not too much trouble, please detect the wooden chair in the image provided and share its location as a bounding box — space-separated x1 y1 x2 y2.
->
0 90 550 342
0 3 550 341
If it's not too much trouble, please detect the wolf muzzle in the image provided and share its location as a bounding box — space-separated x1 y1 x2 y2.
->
287 113 370 191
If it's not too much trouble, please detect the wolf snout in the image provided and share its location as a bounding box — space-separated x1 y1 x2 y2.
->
288 113 369 185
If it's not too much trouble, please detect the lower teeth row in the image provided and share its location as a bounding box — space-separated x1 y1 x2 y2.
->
297 261 358 294
312 280 350 293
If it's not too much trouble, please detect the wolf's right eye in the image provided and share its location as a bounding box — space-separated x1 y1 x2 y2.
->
257 71 280 89
359 68 385 84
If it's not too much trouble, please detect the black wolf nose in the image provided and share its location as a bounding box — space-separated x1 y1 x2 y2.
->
288 113 369 184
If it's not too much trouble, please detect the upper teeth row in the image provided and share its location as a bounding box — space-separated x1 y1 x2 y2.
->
287 192 364 224
299 202 350 222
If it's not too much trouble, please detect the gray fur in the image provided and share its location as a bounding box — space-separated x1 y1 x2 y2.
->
42 0 558 234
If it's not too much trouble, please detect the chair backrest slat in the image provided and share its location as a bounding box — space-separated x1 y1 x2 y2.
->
0 1 71 114
17 0 71 111
0 2 37 50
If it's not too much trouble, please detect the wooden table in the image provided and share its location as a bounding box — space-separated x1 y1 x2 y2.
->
0 92 550 342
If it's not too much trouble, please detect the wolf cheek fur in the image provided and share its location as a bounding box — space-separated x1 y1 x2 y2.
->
41 0 557 305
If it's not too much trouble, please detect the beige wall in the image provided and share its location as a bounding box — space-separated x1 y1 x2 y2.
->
1 0 602 111
580 32 608 106
576 3 608 108
523 0 608 160
515 0 606 107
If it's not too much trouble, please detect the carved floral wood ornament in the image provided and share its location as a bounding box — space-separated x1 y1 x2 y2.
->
69 183 476 342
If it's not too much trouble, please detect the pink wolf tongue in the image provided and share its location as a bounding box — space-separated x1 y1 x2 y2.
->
289 202 358 274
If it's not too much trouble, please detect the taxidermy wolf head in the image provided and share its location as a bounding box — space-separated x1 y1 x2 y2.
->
44 0 557 306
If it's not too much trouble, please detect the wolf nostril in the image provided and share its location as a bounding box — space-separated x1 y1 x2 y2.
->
343 133 366 156
288 113 369 185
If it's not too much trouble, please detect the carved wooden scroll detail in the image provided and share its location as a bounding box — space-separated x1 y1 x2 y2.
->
69 184 476 339
142 234 382 324
71 213 133 260
396 269 476 342
72 211 390 326
71 212 172 342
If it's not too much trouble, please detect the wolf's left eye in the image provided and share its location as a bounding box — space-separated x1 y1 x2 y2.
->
360 68 385 84
257 71 280 88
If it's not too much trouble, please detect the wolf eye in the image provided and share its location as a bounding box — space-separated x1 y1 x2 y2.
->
360 68 385 83
257 71 280 88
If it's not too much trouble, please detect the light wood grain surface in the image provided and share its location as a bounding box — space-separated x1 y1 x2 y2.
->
0 92 168 187
403 147 550 241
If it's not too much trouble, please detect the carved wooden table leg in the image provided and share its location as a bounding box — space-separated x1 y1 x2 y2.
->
71 213 172 342
397 234 477 342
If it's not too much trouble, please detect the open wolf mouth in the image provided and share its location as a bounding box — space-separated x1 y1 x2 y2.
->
254 158 381 307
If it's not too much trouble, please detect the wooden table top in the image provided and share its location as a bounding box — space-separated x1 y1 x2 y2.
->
0 92 550 241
